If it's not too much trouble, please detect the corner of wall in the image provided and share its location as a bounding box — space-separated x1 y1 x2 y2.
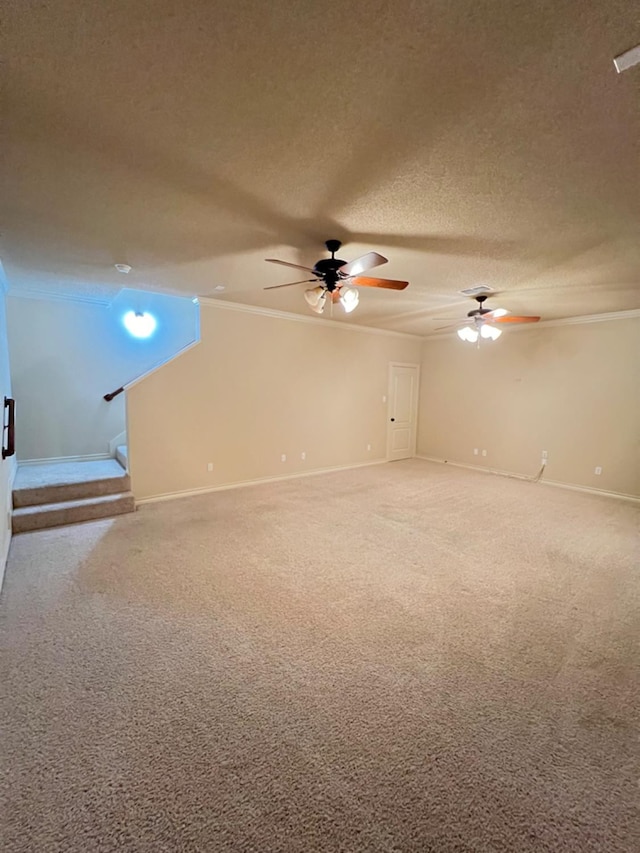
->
0 278 15 593
0 456 17 593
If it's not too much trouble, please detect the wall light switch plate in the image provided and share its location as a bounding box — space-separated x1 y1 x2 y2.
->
281 454 286 463
301 452 306 461
594 466 602 475
367 444 372 451
473 448 479 455
207 462 213 472
481 449 487 457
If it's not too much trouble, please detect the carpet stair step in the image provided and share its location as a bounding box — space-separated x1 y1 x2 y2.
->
13 473 130 508
13 492 136 534
13 463 130 508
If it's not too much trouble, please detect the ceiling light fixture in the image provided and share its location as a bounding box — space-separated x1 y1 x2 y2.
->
457 326 479 343
457 322 501 344
123 310 156 338
304 284 360 316
480 324 502 340
114 263 132 274
339 286 359 314
304 286 326 314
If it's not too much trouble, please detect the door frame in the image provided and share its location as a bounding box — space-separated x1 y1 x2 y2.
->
386 362 420 461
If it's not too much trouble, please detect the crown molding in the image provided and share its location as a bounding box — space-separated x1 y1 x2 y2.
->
424 308 640 340
534 308 640 328
6 287 115 307
197 296 424 341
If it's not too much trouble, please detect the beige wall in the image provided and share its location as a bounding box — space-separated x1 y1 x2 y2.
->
128 304 422 500
6 292 198 461
0 288 16 585
418 317 640 497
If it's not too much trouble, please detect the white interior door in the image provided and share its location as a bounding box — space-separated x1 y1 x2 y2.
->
387 363 419 461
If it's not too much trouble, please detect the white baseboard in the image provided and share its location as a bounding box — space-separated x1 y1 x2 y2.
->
416 456 640 504
0 534 10 594
0 518 11 593
136 458 388 505
0 459 17 594
18 453 112 467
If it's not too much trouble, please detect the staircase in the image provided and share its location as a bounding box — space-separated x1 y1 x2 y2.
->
115 444 128 469
12 458 135 534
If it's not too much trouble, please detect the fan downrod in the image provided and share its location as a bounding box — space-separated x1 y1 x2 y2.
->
467 294 492 318
325 239 342 257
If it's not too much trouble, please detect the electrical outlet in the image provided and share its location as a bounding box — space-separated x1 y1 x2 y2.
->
594 466 602 475
207 462 213 472
281 454 286 463
367 444 372 451
541 450 548 460
473 448 479 455
481 449 487 457
301 452 306 461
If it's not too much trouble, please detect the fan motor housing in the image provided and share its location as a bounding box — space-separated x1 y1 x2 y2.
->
313 257 347 290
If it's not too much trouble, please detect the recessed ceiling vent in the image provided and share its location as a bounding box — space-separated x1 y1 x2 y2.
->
458 285 494 297
613 44 640 73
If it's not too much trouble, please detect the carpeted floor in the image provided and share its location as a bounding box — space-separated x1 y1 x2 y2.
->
1 460 639 852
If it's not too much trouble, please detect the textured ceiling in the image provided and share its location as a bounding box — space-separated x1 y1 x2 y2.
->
2 0 639 334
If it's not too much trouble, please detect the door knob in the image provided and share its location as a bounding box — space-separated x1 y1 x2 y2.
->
390 417 395 422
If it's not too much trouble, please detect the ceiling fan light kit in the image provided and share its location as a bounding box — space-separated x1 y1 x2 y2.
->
304 286 326 314
457 324 502 343
457 326 479 343
481 324 502 340
265 240 409 315
339 286 359 313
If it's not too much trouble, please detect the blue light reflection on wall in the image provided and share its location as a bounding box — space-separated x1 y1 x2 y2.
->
110 288 200 383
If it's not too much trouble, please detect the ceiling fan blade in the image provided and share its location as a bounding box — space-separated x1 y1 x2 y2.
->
265 258 317 274
264 279 318 290
338 252 388 277
490 315 541 324
351 276 409 290
481 308 508 320
434 321 468 331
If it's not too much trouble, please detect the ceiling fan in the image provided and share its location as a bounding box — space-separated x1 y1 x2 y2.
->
264 239 409 314
436 294 540 342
